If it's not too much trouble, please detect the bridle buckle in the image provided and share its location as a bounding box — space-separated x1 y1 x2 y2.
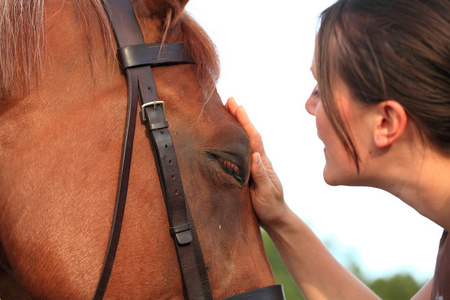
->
141 101 165 121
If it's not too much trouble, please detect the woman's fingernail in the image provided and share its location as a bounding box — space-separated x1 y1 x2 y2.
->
255 152 261 165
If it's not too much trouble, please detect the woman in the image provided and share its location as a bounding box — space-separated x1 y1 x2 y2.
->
226 0 449 299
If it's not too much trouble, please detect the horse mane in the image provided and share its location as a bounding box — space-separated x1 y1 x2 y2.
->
0 0 45 99
0 0 220 99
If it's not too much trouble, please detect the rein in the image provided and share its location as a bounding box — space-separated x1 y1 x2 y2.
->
93 0 285 299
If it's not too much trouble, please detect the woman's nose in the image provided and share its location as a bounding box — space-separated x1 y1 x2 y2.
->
305 92 318 116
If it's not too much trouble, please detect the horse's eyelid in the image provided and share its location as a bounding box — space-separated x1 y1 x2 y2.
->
218 158 245 184
205 151 246 185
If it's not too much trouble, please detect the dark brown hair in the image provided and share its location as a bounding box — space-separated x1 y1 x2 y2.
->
316 0 450 169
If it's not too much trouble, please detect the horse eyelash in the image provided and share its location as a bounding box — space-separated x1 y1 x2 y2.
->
206 152 246 185
216 157 245 183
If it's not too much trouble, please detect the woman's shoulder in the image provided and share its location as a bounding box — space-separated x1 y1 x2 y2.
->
431 230 449 299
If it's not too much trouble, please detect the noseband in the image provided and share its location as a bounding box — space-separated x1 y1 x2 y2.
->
93 1 285 299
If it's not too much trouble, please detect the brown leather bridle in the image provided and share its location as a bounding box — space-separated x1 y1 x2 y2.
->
93 0 285 299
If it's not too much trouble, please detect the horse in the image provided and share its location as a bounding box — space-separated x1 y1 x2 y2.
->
0 0 278 298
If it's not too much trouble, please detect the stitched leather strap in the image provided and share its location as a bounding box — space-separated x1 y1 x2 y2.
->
94 0 212 299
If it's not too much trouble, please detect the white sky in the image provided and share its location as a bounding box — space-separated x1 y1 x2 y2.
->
185 0 443 282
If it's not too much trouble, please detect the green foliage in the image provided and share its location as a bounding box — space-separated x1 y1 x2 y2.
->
367 274 423 300
262 230 305 299
262 230 424 300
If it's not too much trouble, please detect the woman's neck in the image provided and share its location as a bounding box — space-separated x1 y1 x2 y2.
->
383 146 450 231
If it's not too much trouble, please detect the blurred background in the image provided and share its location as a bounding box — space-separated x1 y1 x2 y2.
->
185 1 443 298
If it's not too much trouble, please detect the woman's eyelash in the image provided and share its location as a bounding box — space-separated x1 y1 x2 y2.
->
312 86 320 96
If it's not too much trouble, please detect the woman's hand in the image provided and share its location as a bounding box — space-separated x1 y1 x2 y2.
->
225 97 288 228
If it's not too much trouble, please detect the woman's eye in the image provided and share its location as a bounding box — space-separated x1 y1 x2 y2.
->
312 85 320 97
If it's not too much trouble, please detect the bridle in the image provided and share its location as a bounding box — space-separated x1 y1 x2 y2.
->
92 0 285 299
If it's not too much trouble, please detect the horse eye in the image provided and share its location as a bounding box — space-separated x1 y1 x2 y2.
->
216 157 245 184
206 151 246 185
216 157 239 173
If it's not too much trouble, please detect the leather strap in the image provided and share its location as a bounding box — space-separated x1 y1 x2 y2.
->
92 4 139 297
94 0 212 299
137 68 212 300
224 285 285 300
118 43 192 69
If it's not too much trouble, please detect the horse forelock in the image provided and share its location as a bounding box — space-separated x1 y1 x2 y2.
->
167 11 220 95
0 0 220 99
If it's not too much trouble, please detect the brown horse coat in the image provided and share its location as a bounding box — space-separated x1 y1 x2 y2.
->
0 0 275 298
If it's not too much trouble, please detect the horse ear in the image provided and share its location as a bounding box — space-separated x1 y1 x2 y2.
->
141 0 188 23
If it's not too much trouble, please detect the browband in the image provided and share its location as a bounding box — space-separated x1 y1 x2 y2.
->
118 43 192 69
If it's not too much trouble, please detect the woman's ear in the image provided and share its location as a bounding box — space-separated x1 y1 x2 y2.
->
374 100 408 148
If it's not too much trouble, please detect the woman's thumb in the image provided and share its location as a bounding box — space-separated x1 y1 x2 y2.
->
251 152 268 184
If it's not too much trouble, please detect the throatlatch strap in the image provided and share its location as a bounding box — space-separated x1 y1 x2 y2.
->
94 0 212 299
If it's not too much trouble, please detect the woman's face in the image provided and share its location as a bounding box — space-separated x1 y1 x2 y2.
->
306 57 374 186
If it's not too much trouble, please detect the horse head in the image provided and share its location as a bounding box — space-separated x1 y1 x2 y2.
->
0 0 276 298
